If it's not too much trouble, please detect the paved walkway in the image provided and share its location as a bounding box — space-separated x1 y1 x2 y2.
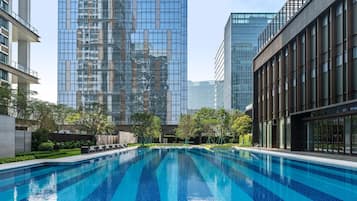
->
0 146 138 171
235 147 357 170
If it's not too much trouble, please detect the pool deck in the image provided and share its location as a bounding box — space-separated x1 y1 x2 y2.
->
235 147 357 170
0 146 138 171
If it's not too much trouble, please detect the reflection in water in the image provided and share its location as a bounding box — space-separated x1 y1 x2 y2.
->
28 173 57 201
2 148 357 201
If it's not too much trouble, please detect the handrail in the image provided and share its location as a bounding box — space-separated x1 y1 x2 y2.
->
10 61 38 78
0 7 39 35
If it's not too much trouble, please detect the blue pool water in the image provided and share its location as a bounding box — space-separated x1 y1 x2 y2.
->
0 148 357 201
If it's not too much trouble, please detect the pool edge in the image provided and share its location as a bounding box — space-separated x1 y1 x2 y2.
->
234 147 357 170
0 146 139 172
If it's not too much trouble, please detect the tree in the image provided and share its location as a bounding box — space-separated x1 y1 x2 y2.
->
215 109 230 144
231 115 252 143
30 100 57 131
193 108 217 143
52 104 74 133
201 118 218 144
131 112 154 145
131 113 162 145
147 116 162 143
0 84 11 115
71 104 115 135
176 114 195 144
14 88 38 120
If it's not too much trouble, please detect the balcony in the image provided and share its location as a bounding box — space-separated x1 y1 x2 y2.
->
0 61 38 84
0 7 39 42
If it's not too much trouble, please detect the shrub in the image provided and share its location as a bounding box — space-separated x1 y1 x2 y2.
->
38 141 54 151
32 128 50 151
52 140 96 150
53 143 60 150
239 134 252 146
0 155 36 164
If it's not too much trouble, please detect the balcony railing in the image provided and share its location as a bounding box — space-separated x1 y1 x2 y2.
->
0 7 39 35
10 61 38 78
258 0 309 51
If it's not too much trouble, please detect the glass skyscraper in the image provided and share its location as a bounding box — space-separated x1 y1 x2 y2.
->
214 41 224 109
58 0 187 125
188 81 215 110
224 13 275 111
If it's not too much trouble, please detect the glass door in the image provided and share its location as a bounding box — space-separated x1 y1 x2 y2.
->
352 115 357 155
338 117 344 154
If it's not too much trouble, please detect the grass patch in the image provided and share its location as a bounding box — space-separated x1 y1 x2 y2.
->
0 149 81 164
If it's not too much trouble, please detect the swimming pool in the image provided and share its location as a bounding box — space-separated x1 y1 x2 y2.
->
0 148 356 201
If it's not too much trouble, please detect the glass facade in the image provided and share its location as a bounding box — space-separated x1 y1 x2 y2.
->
224 13 275 111
0 1 9 66
188 81 215 110
254 0 357 154
307 103 357 155
58 0 187 125
214 41 224 109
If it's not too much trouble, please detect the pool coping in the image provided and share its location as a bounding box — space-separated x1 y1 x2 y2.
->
0 146 139 171
235 147 357 170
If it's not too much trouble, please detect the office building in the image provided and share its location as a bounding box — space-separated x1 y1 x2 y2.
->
214 41 224 109
188 80 215 110
253 0 357 155
58 0 187 125
224 13 275 111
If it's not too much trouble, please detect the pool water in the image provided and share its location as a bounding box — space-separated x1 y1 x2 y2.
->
0 148 357 201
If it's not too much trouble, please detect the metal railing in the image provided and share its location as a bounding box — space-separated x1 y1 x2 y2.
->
7 60 38 78
258 0 309 51
0 7 39 35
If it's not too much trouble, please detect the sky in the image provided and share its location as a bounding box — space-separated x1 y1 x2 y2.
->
28 0 285 103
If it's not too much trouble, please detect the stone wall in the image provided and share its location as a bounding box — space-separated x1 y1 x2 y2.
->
15 130 31 153
95 135 119 145
119 131 137 144
0 115 15 158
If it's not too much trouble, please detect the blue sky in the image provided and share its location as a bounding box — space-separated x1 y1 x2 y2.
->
29 0 285 103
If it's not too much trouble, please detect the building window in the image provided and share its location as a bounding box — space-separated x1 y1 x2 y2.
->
321 15 329 106
335 2 345 103
310 24 317 108
285 48 289 116
0 0 8 11
0 69 7 81
353 0 357 98
300 34 306 110
292 42 297 112
0 17 8 29
0 52 7 64
352 115 357 154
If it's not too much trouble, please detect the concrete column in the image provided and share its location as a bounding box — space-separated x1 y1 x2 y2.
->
18 0 31 94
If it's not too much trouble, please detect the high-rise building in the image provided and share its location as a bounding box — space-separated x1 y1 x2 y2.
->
224 13 275 111
58 0 187 125
253 0 357 155
214 41 224 109
0 0 39 113
188 80 215 110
